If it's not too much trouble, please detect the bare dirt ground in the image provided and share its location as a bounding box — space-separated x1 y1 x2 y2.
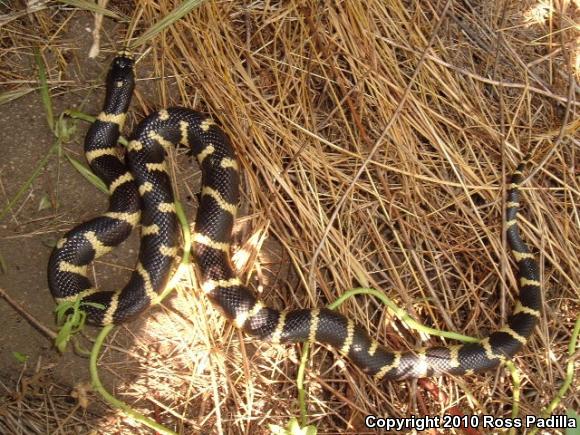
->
0 9 142 428
1 1 579 434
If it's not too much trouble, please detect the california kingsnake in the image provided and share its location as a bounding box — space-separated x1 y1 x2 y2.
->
47 55 541 380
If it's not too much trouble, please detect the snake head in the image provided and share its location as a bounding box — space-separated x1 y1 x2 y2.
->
102 55 136 113
108 55 135 89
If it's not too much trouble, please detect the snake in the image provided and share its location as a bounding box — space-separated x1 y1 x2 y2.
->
47 54 541 381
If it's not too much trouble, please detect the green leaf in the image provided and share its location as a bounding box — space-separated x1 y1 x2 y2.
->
55 112 77 142
12 351 29 363
38 194 51 211
54 298 105 352
56 0 122 20
65 153 109 194
132 0 207 47
65 109 95 123
566 409 580 435
269 418 317 435
0 88 35 105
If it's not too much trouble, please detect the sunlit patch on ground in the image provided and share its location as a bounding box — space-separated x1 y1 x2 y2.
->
84 226 295 432
523 2 554 26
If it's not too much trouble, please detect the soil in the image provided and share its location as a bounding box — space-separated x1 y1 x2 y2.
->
0 12 280 432
0 11 149 424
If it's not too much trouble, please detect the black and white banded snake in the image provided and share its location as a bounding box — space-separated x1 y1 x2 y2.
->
48 54 542 381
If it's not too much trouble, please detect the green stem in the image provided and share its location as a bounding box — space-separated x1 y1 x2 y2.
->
90 325 177 435
175 200 191 264
65 109 94 123
527 314 579 435
541 315 579 416
296 286 481 426
329 287 478 343
506 359 521 434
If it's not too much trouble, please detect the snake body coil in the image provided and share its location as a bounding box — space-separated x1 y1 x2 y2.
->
48 56 541 380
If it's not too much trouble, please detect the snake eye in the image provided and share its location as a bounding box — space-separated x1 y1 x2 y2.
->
111 56 133 72
113 55 133 70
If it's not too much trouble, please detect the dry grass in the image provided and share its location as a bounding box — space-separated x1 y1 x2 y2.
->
1 0 578 433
